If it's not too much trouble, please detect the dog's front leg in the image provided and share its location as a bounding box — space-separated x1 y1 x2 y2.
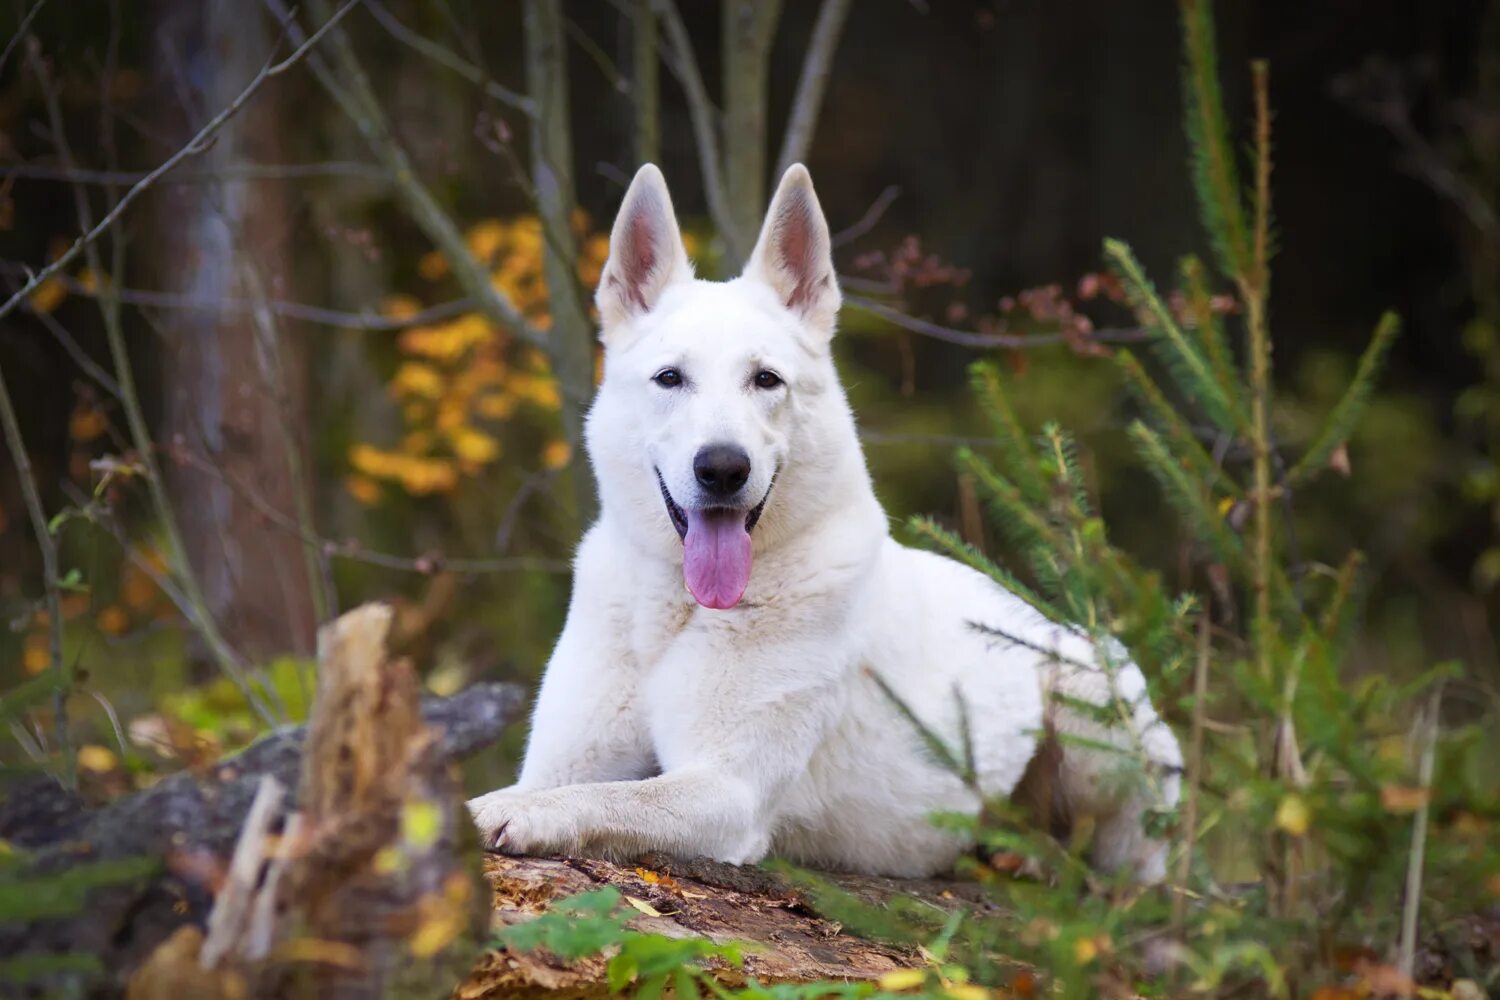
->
473 765 769 863
475 620 851 863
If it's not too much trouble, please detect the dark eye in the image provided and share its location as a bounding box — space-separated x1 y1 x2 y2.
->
753 369 783 390
653 368 683 388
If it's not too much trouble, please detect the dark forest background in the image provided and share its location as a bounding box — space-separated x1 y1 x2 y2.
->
1 0 1496 787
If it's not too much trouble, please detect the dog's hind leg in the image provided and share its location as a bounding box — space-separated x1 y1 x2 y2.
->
1034 658 1183 884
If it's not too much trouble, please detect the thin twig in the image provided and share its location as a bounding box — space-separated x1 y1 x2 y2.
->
0 345 69 787
0 160 391 185
0 0 50 78
632 0 659 165
843 292 1151 350
0 275 123 396
364 0 535 115
654 0 739 256
26 30 280 724
830 185 900 247
1172 611 1212 966
173 445 569 576
1397 683 1443 983
0 0 363 327
774 0 853 177
0 263 476 330
266 0 547 353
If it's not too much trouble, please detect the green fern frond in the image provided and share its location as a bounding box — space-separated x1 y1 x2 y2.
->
1286 312 1401 487
968 360 1049 506
906 515 1060 619
1178 0 1253 280
958 448 1063 558
1179 255 1243 406
1127 420 1246 569
1041 422 1093 519
1116 349 1239 499
1105 238 1247 435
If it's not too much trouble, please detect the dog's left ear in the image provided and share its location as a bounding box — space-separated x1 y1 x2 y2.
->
742 164 841 337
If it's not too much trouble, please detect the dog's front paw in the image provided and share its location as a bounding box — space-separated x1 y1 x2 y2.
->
466 788 581 856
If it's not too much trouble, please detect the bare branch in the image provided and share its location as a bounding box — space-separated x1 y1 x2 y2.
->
0 344 68 786
721 0 783 267
0 262 476 331
0 161 391 186
266 0 549 351
26 27 281 724
841 291 1151 350
0 0 364 328
654 0 740 255
775 0 853 177
831 184 900 247
173 446 570 577
364 0 535 115
632 0 660 165
524 0 598 514
0 274 123 397
0 0 51 79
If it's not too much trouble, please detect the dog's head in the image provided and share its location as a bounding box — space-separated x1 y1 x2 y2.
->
585 163 851 610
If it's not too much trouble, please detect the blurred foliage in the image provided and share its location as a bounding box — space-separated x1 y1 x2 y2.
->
0 1 1498 996
347 211 619 503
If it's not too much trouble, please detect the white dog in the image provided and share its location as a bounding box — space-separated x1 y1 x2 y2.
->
468 164 1182 881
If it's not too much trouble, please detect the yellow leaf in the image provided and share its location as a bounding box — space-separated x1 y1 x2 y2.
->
417 249 449 282
877 969 927 992
1216 495 1235 517
541 439 572 470
465 219 507 262
1072 937 1098 965
22 633 49 675
69 406 108 443
274 938 365 970
475 393 518 420
96 605 129 636
944 986 989 1000
409 910 463 958
77 267 108 293
1275 793 1311 837
625 896 662 917
425 663 466 698
450 427 500 465
344 474 382 506
634 868 660 884
401 800 442 848
121 565 159 611
372 846 404 875
77 744 118 773
390 362 445 401
381 294 422 320
1380 784 1431 815
28 276 65 314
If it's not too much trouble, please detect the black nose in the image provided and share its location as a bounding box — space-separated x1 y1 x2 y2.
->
694 444 751 498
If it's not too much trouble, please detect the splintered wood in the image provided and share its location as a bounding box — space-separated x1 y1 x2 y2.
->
127 603 487 1000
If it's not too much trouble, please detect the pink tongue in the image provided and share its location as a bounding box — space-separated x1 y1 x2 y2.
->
682 508 753 609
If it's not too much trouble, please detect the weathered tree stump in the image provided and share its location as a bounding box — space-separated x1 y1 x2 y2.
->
0 603 524 999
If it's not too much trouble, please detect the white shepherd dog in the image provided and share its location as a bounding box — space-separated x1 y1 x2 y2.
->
469 164 1182 881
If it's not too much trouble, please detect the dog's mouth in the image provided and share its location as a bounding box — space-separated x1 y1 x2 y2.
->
655 469 774 610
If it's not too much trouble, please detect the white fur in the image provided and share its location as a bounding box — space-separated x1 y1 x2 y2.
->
468 164 1182 880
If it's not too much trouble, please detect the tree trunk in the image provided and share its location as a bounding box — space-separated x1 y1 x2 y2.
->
633 0 661 167
525 0 599 527
155 0 319 664
721 0 783 269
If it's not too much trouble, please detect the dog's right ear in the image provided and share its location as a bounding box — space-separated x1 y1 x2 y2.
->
595 164 692 334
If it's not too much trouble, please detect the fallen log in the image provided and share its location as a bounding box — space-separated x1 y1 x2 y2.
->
0 603 524 998
457 852 990 997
